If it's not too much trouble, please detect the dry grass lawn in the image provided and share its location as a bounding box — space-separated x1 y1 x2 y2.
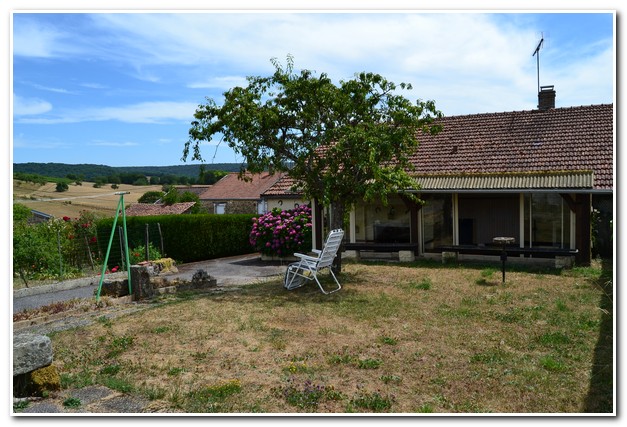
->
13 180 164 218
49 260 613 414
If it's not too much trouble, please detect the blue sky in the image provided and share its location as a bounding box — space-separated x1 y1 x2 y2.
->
10 6 615 168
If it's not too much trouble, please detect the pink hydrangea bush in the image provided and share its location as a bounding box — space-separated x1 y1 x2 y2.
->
250 205 312 257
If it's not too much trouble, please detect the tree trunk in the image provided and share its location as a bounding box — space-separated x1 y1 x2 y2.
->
330 201 346 274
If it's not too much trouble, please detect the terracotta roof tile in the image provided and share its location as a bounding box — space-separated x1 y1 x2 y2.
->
409 104 613 190
125 202 196 217
261 175 302 197
200 172 284 200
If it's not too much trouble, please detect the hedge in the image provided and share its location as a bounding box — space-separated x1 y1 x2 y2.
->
96 214 256 264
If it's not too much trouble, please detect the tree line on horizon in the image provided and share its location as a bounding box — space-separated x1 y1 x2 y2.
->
13 162 243 186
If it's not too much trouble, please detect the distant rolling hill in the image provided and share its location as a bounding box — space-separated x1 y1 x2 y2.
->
13 162 243 181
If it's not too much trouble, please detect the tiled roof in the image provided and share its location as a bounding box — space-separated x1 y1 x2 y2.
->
199 172 284 200
125 202 196 217
409 104 613 190
261 175 302 197
174 185 212 197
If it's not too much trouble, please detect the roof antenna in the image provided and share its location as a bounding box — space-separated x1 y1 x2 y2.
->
532 32 544 94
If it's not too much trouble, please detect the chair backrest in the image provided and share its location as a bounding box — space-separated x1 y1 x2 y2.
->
316 229 344 269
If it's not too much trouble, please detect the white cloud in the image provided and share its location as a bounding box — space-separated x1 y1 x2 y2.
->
13 19 62 58
14 101 199 124
26 82 74 94
13 94 52 115
188 76 249 90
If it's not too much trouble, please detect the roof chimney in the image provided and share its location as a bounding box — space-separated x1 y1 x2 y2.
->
538 85 555 110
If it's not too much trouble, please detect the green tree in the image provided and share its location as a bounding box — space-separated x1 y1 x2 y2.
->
13 203 32 223
183 56 442 271
138 191 165 204
56 181 69 192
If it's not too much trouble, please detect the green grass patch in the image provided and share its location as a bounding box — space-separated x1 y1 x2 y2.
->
349 391 394 412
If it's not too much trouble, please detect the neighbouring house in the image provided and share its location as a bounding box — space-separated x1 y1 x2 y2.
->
198 172 285 215
125 202 197 217
268 88 613 266
260 174 307 212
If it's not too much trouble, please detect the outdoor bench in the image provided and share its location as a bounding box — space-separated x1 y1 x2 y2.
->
435 245 578 268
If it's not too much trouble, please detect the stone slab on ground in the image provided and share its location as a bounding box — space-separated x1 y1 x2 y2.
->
13 333 53 376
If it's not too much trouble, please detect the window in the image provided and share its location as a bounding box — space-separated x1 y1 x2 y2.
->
353 195 411 243
524 193 571 248
215 203 226 215
422 194 453 251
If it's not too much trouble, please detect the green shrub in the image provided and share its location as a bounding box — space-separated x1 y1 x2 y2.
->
129 243 162 264
96 214 256 263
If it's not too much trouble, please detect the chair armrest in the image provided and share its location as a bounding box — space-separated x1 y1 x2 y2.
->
294 253 320 262
312 249 322 254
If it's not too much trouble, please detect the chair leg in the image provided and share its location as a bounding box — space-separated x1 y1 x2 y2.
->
314 268 342 295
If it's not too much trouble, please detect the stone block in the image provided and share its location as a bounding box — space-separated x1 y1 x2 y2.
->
342 250 360 260
442 251 458 264
399 250 415 262
555 256 574 269
13 333 53 376
131 264 157 300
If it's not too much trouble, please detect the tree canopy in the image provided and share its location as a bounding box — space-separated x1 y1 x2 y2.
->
183 56 442 251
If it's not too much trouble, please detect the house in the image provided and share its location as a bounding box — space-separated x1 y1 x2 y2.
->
260 174 307 212
198 172 285 214
125 202 197 217
268 88 614 266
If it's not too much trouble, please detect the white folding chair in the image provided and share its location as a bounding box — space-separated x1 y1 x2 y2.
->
283 229 344 294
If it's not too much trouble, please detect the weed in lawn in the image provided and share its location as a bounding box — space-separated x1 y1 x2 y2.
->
356 358 383 369
153 326 172 334
469 348 508 365
96 315 112 328
60 371 94 389
493 307 525 324
101 376 134 393
349 391 394 412
275 379 342 410
192 351 209 361
481 268 497 278
63 397 81 408
379 336 398 346
284 361 314 375
540 355 568 372
106 335 134 358
167 367 186 376
13 400 30 412
99 364 121 376
555 299 570 312
142 385 167 401
537 331 571 347
380 374 402 384
268 328 288 350
184 379 242 413
328 353 355 365
416 403 434 413
408 278 432 290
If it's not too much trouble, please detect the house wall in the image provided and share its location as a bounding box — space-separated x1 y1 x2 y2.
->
265 197 307 213
458 194 519 245
201 200 260 215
